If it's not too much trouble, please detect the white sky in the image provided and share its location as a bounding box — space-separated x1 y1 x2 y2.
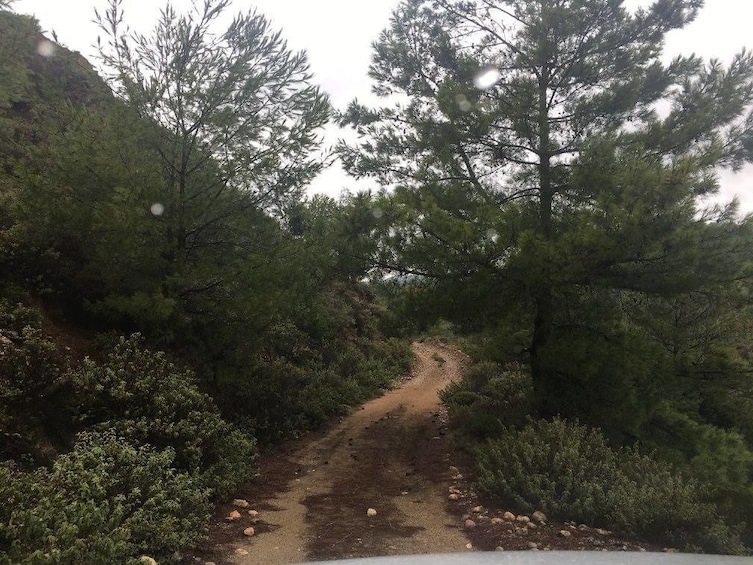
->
11 0 753 210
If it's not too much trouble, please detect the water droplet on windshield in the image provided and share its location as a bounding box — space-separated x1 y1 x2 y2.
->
455 94 473 112
473 66 501 90
372 207 383 219
150 203 165 216
37 39 56 58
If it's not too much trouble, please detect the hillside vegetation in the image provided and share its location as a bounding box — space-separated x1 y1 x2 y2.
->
2 0 753 560
0 6 410 563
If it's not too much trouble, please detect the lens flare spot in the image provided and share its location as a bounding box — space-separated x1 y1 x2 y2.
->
455 94 473 112
473 66 501 90
150 203 165 216
37 39 57 58
372 207 383 219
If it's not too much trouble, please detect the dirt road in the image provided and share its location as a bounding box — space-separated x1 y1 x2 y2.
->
210 340 471 564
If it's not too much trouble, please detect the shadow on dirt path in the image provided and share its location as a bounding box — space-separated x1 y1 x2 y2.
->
207 340 471 564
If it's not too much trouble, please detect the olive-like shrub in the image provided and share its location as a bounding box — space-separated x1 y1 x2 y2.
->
476 417 745 554
71 334 256 498
0 430 209 564
0 301 68 464
440 361 533 439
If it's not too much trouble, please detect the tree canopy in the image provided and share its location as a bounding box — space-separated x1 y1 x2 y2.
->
339 0 753 431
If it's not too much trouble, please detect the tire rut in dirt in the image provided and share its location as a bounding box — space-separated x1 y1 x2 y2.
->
303 406 453 560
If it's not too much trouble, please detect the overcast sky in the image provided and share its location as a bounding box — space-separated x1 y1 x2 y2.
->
11 0 753 210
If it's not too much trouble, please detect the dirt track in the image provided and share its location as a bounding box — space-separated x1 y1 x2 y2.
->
191 340 662 563
211 340 471 564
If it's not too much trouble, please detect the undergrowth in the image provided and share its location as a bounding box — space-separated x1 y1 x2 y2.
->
476 417 745 554
442 359 749 554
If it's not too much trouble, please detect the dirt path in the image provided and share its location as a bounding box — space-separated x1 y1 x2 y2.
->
209 340 471 564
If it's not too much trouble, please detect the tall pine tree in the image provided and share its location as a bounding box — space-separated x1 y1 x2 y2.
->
338 0 753 429
96 0 330 272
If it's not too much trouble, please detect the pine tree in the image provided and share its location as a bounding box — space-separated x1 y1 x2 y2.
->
95 0 330 270
338 0 753 424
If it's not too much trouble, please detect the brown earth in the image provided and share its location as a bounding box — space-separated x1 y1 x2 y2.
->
187 340 661 564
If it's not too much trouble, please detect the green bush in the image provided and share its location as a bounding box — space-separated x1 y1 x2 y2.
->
297 368 360 426
0 430 209 564
647 406 753 488
476 418 745 554
70 334 256 498
645 406 753 545
0 302 62 408
441 362 533 439
371 337 413 375
219 359 309 444
0 301 70 465
219 331 412 445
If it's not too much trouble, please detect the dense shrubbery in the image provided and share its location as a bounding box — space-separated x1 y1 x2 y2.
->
644 405 753 539
0 431 209 564
441 314 753 553
0 301 70 465
475 418 745 554
195 281 413 444
0 283 411 560
71 334 257 498
440 361 533 439
0 304 256 561
0 302 62 409
219 322 413 444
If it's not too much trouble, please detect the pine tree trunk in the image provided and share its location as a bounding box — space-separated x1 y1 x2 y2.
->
530 61 555 414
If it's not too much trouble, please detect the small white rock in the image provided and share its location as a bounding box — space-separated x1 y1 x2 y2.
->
367 508 378 517
243 526 255 537
464 519 477 529
234 548 249 556
139 557 157 565
232 499 250 508
247 509 259 518
558 529 572 537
